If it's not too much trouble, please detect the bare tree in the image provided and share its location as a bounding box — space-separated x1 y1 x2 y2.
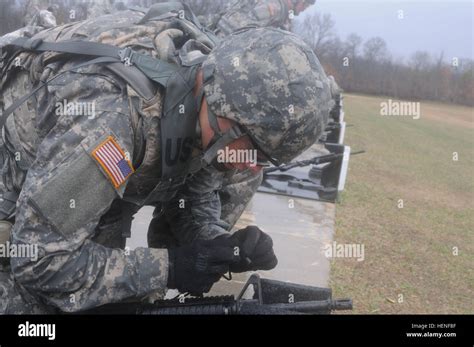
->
0 3 472 106
295 12 335 54
410 51 432 71
363 37 388 62
343 33 362 58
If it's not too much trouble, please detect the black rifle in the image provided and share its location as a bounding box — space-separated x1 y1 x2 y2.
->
82 274 352 315
264 150 365 174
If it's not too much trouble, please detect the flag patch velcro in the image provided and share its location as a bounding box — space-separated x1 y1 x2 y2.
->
91 136 134 188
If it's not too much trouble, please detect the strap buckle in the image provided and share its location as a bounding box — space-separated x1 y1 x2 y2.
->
118 47 134 67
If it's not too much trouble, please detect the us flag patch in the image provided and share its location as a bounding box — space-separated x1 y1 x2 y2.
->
92 136 134 188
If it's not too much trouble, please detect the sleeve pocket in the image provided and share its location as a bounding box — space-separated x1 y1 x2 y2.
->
29 150 118 238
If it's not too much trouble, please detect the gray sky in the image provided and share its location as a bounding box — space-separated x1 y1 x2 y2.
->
306 0 473 62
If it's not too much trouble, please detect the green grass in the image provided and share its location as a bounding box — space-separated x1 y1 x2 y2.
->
331 94 474 314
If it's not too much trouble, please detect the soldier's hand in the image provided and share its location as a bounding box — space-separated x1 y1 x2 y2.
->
167 237 239 295
229 226 278 273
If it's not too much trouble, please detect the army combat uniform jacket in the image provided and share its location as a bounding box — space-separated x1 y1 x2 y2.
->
204 0 295 37
0 7 260 314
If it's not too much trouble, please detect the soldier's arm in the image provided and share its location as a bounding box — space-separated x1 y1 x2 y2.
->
216 0 288 36
159 165 230 245
9 69 168 312
252 0 289 27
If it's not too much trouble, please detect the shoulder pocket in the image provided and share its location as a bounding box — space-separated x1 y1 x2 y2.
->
29 143 118 238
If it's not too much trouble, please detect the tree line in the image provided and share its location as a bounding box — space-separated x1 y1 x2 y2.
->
294 12 473 106
1 1 472 106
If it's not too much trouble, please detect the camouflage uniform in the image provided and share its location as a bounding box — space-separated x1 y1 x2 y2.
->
0 8 227 313
86 0 116 19
205 0 300 37
72 0 264 239
0 4 331 314
23 0 51 26
328 75 342 100
27 9 57 28
0 7 57 48
197 0 317 232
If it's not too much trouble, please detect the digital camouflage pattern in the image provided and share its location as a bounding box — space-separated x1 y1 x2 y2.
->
328 75 343 100
204 0 311 37
85 0 116 19
0 8 264 313
219 169 263 229
0 7 57 48
23 0 52 26
27 9 57 28
2 46 170 312
203 27 334 164
0 5 330 314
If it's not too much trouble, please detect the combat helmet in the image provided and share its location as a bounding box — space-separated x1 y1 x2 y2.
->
201 27 332 166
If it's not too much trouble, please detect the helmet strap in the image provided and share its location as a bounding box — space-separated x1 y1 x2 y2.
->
207 109 223 137
189 64 246 172
188 124 245 174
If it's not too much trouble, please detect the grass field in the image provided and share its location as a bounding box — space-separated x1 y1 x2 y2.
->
331 94 474 314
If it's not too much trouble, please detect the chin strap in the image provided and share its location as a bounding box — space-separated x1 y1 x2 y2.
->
189 121 245 174
189 100 246 174
189 65 247 174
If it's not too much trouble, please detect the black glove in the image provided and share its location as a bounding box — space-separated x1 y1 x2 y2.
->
229 226 278 273
167 236 239 295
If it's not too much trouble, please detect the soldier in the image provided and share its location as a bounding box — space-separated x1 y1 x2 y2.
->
203 0 316 37
23 0 51 26
86 0 116 19
328 75 342 100
26 7 58 29
195 0 317 236
0 4 58 48
0 4 332 313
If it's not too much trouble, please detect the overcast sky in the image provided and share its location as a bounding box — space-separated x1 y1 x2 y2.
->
305 0 473 62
